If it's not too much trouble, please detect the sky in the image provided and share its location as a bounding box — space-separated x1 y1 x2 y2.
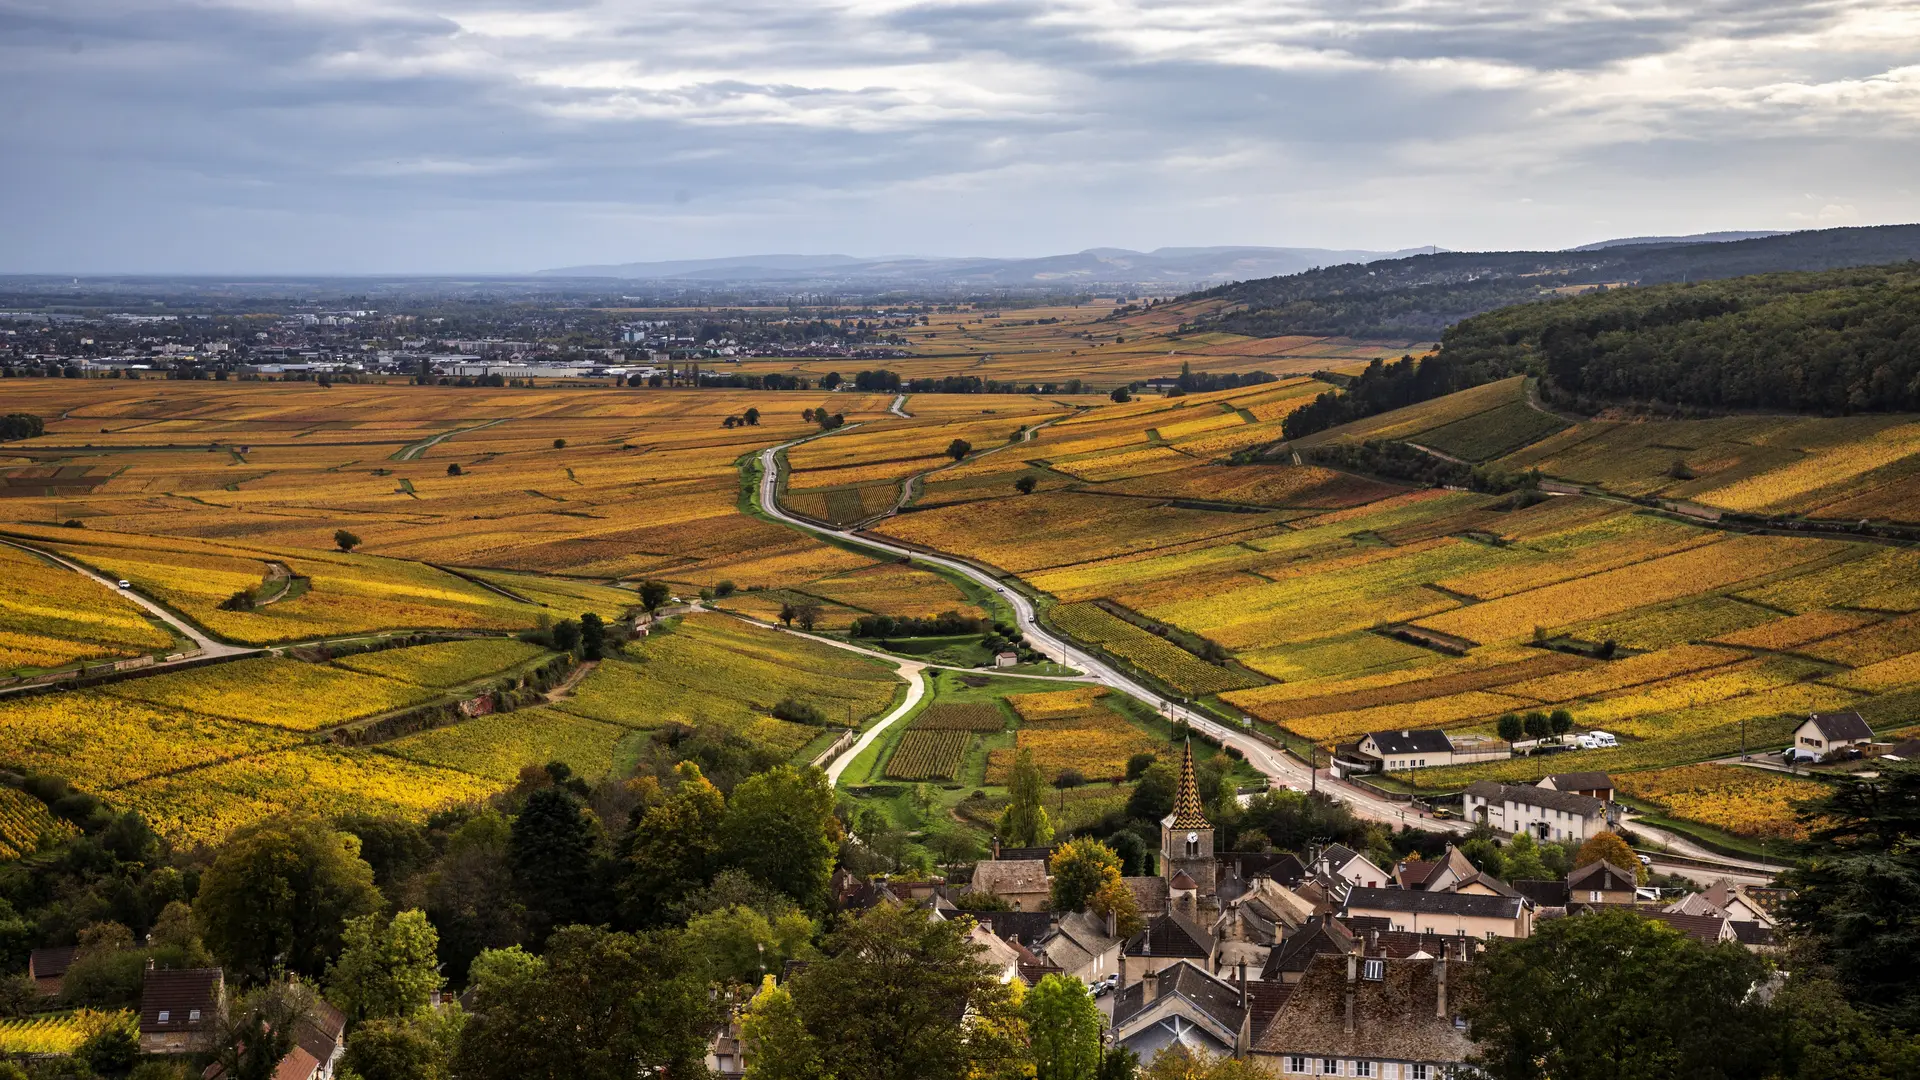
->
2 0 1917 274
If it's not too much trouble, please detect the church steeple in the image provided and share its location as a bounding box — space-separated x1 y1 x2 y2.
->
1160 737 1217 898
1169 738 1210 829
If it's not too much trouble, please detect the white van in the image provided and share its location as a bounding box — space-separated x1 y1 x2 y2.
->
1588 731 1618 749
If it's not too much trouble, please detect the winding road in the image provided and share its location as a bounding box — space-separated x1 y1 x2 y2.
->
753 428 1784 883
0 538 256 663
754 433 1466 834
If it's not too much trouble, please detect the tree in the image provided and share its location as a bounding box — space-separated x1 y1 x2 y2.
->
326 909 443 1022
795 604 821 632
196 817 381 980
1097 1046 1140 1080
1782 759 1920 1028
997 749 1055 848
777 603 796 627
741 975 827 1080
509 787 606 944
1140 1046 1265 1079
422 812 523 984
788 904 1009 1080
1501 832 1551 882
212 980 317 1080
334 529 361 552
1465 908 1769 1080
551 618 581 653
619 762 727 925
1521 711 1552 740
946 439 972 461
1049 838 1123 914
684 905 818 987
1015 474 1037 494
451 925 720 1080
1109 387 1131 403
1573 831 1645 883
720 765 839 912
1496 713 1523 743
1025 974 1103 1080
0 414 44 441
579 612 607 660
77 1025 140 1075
640 581 672 615
446 463 463 476
1125 752 1156 780
743 407 761 426
340 1011 463 1080
1549 708 1574 737
553 438 567 450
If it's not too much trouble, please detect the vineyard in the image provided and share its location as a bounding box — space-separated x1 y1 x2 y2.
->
0 786 75 860
333 637 550 688
1049 602 1263 696
0 1010 135 1054
912 703 1009 731
1615 763 1833 841
884 731 971 780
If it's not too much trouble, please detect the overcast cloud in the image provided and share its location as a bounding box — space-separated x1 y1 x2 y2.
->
1 0 1916 273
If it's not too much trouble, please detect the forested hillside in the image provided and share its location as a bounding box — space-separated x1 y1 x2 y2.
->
1284 263 1920 439
1194 223 1920 339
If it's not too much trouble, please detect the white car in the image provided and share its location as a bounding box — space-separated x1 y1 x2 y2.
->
116 580 131 589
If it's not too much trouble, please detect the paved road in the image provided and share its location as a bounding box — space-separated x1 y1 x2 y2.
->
0 538 256 661
754 434 1468 833
888 394 913 418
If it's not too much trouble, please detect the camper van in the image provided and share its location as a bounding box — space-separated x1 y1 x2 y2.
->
1575 731 1619 750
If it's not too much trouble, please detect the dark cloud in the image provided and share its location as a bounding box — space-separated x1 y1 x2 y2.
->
0 0 1913 271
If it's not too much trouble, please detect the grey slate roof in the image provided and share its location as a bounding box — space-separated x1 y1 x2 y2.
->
1540 772 1614 793
1364 729 1454 755
971 910 1055 947
1112 959 1248 1035
1464 780 1605 818
1513 879 1571 908
1126 911 1212 959
1567 859 1637 893
1343 886 1523 920
1254 953 1474 1062
1806 711 1873 742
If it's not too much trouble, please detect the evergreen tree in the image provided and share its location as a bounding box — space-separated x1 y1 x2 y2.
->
997 749 1055 848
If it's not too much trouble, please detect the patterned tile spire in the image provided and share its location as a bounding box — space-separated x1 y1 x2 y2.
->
1170 737 1210 828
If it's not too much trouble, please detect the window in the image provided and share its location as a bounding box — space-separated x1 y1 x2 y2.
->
1354 1063 1373 1078
1589 890 1602 902
1321 1060 1341 1076
1486 930 1498 940
157 1010 170 1024
1288 1057 1309 1074
1411 1066 1429 1080
1363 959 1385 981
188 1009 200 1022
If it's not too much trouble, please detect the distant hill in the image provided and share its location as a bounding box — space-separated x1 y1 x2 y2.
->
536 245 1440 288
1567 230 1784 251
1194 224 1920 340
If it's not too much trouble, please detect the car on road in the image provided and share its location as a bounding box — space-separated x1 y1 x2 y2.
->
116 580 131 589
1431 806 1455 819
1636 854 1653 866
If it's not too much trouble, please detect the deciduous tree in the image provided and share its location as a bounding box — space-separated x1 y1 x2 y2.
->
195 818 381 980
1049 838 1122 914
326 909 444 1022
997 749 1055 848
1025 974 1103 1080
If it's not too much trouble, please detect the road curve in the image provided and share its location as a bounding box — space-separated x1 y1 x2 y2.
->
0 538 256 660
753 435 1467 833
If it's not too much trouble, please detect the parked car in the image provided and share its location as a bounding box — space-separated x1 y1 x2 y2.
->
1431 806 1455 819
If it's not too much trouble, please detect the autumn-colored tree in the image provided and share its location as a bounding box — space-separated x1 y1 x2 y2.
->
1574 831 1646 885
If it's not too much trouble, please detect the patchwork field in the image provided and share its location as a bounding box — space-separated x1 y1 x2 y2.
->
1614 763 1832 841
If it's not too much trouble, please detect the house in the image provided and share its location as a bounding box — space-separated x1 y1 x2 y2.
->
1512 879 1571 909
1111 960 1252 1061
1394 846 1477 893
969 910 1055 951
1538 772 1615 802
1646 910 1736 945
968 923 1026 984
1125 910 1215 980
1217 852 1308 903
1310 844 1389 892
292 995 347 1079
966 859 1050 912
1566 860 1638 906
1462 781 1606 842
1341 887 1532 940
1213 877 1316 973
1033 910 1124 985
1665 878 1776 928
139 965 225 1054
994 652 1019 668
1251 943 1477 1079
1357 730 1456 772
1790 711 1874 761
28 946 78 996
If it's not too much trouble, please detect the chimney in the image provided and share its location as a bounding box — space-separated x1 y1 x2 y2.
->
1185 889 1197 923
1436 950 1449 1020
1119 952 1128 994
1107 907 1117 939
991 835 1000 860
1344 948 1357 1034
1143 969 1159 1006
1367 929 1379 956
1238 961 1249 1008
